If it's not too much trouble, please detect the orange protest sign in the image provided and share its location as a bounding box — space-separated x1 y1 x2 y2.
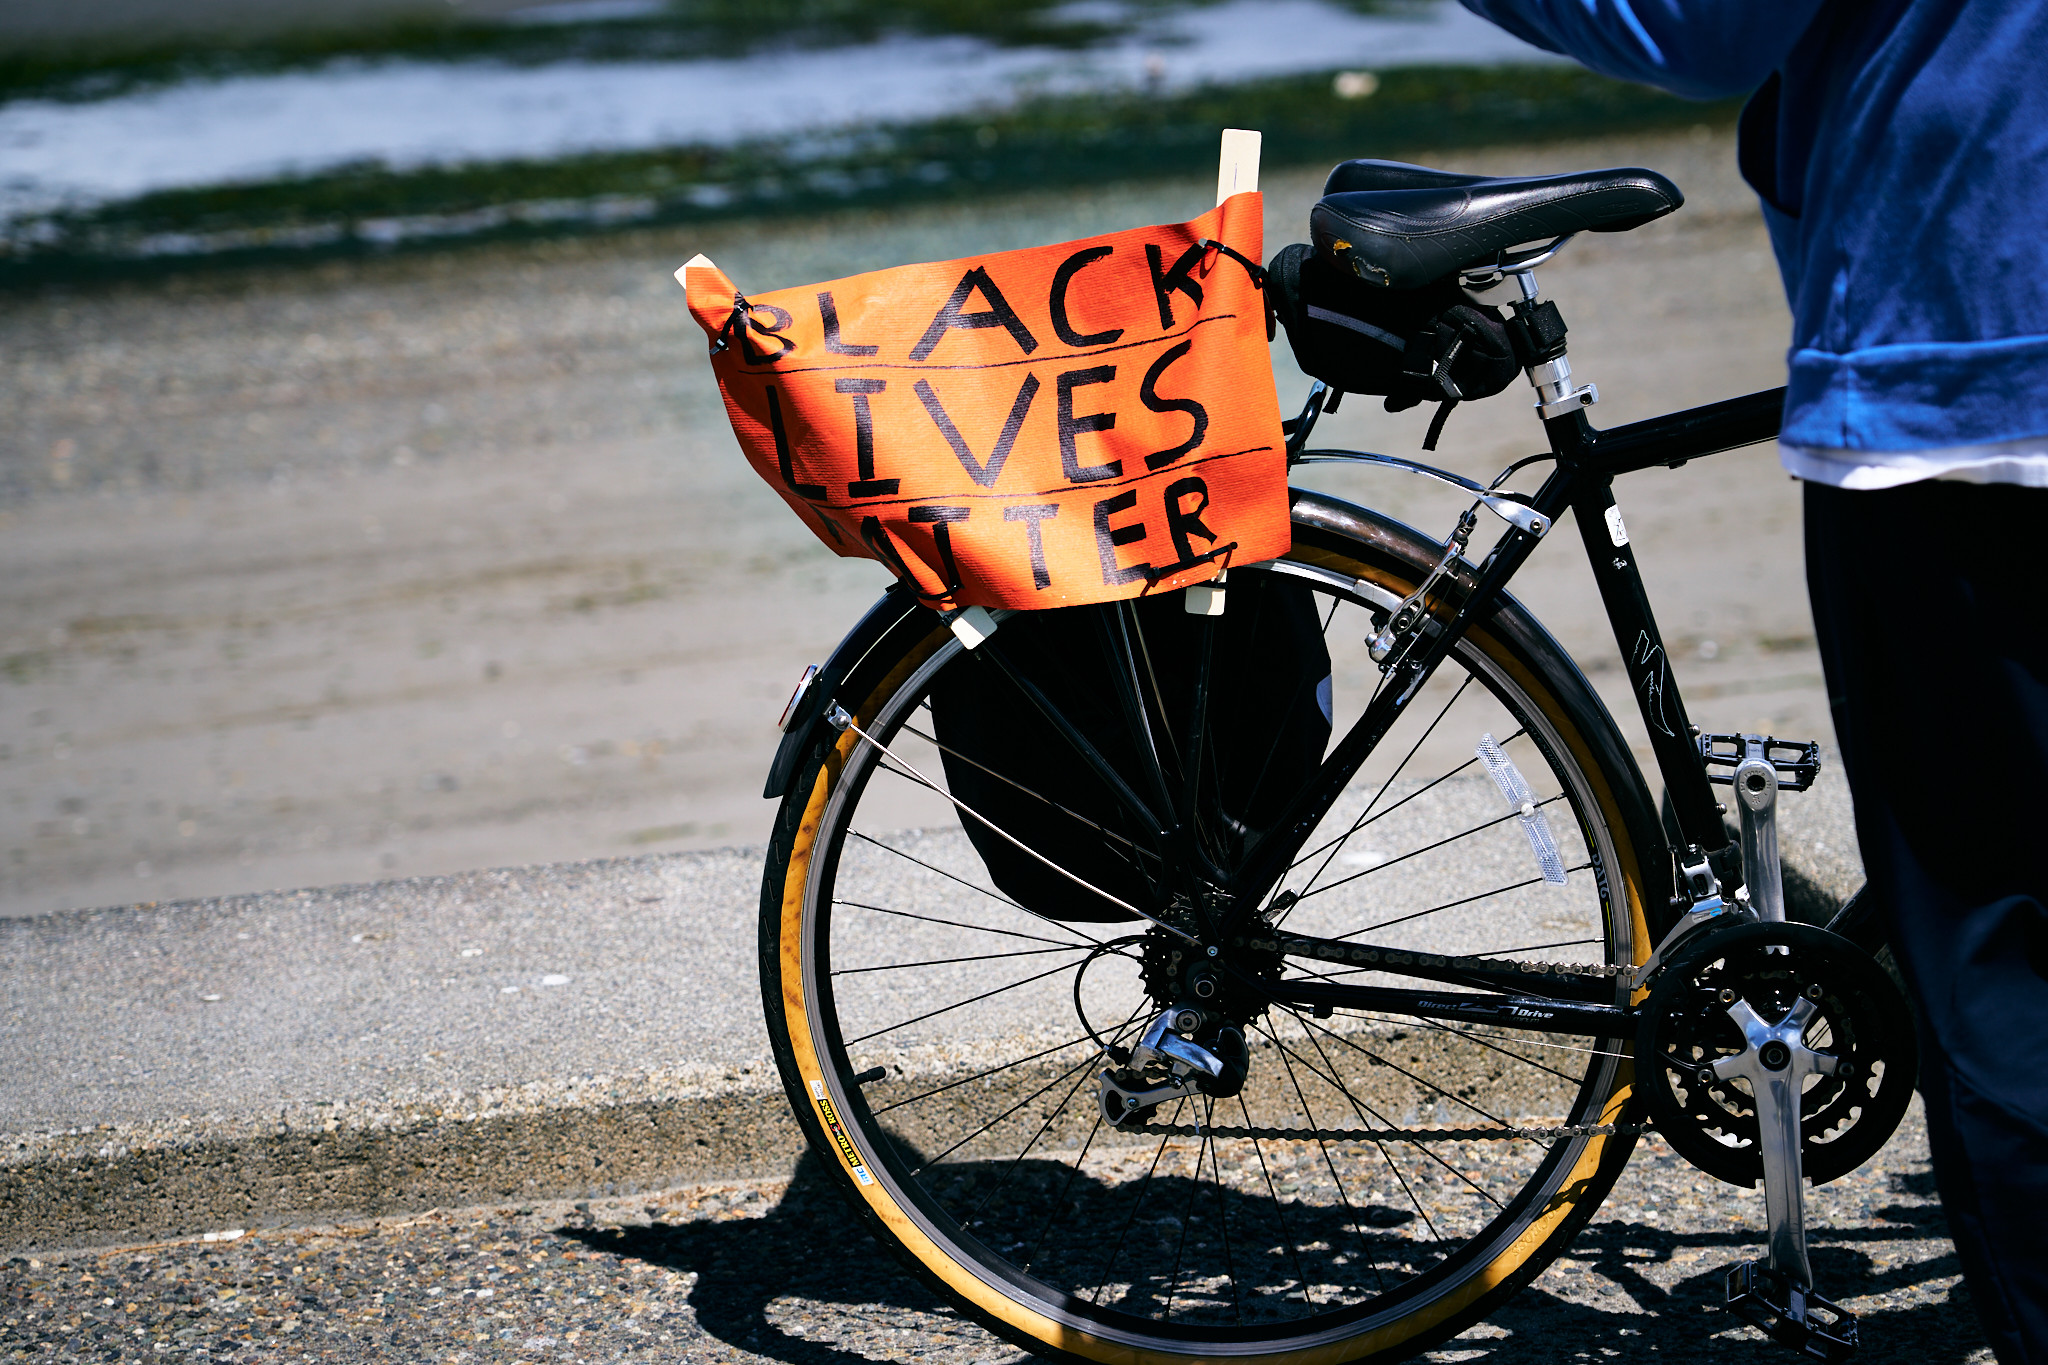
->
681 192 1290 611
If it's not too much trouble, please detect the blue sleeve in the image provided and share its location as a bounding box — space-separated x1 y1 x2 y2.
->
1458 0 1829 99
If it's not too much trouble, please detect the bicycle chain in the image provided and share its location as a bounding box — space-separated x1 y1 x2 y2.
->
1116 940 1639 1145
1244 932 1631 981
1123 1121 1650 1142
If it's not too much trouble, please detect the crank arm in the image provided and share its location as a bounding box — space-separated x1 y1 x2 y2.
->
1715 995 1858 1357
1706 732 1860 1358
1266 979 1630 1038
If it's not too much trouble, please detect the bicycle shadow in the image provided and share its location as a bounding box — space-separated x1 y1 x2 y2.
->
556 1150 1013 1365
1421 1168 1985 1364
562 1156 1988 1365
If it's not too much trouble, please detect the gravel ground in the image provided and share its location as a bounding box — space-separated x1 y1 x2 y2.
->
1 1102 1991 1365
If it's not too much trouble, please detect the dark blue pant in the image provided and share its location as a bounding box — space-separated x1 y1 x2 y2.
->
1805 479 2048 1363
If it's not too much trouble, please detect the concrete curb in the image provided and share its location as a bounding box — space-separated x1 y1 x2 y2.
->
3 1078 800 1255
2 759 1865 1253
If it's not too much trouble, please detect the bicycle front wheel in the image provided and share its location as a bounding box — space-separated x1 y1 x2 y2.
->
760 489 1664 1363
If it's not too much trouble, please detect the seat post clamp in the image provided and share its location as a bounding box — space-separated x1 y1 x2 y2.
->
1529 354 1598 419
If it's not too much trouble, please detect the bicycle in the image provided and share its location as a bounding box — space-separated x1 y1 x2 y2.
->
751 154 1917 1364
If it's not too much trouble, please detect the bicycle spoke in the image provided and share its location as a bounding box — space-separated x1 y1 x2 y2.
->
1286 746 1485 873
841 711 1176 933
843 958 1079 1047
1293 794 1568 906
832 941 1091 976
1126 600 1183 773
1337 860 1593 938
909 1047 1107 1177
868 757 1163 908
896 719 1153 858
1163 1125 1207 1320
1239 1092 1319 1306
847 827 1060 917
1486 936 1603 957
872 1032 1097 1117
1014 1006 1156 1281
1286 1006 1529 1158
969 1047 1120 1219
1345 1009 1587 1085
1284 673 1476 912
833 892 1101 950
1182 609 1221 860
1279 1023 1446 1242
1258 1018 1418 1261
977 636 1169 858
1232 587 1307 825
1088 1098 1186 1306
872 756 1162 894
966 1004 1149 1217
1393 1025 1629 1063
1205 1104 1244 1323
1293 1014 1505 1219
1021 1106 1108 1274
1094 603 1178 823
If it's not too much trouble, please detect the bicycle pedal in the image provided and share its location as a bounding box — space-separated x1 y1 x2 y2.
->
1699 733 1821 792
1724 1261 1858 1363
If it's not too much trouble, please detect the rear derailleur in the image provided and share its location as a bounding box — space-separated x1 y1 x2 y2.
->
1637 735 1917 1362
1097 1006 1249 1126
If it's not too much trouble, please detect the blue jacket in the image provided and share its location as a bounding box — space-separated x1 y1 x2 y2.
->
1457 0 2048 451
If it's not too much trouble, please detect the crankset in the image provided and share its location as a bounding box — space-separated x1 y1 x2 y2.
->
1636 735 1917 1362
1638 920 1917 1189
1638 918 1913 1362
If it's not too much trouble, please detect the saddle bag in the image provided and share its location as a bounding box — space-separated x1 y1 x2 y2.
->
1266 242 1518 444
929 573 1332 921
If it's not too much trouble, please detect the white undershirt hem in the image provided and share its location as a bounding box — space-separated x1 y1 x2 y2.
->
1781 437 2048 489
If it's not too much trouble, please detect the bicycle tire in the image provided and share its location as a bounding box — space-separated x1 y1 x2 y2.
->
759 488 1666 1363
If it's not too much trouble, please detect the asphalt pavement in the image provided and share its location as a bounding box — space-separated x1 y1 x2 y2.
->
1 1107 1991 1364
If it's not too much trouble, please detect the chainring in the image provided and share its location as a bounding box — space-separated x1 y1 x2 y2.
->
1637 920 1917 1187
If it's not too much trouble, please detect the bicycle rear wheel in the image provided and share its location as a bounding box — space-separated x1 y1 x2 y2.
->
759 489 1664 1363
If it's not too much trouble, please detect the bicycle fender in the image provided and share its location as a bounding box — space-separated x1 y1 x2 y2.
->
763 583 930 800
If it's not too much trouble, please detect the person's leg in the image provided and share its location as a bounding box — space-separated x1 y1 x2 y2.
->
1805 478 2048 1363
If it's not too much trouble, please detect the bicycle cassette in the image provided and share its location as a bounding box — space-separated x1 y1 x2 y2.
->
1637 921 1917 1188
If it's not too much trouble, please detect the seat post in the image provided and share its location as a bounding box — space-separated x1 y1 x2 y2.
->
1499 265 1599 420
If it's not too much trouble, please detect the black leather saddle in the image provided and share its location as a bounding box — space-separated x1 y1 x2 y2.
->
1310 158 1683 291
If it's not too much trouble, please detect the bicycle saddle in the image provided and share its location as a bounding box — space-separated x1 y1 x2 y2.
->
1311 159 1683 290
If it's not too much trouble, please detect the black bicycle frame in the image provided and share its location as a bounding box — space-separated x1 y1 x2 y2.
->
1234 388 1784 906
949 383 1784 1031
1201 386 1788 1028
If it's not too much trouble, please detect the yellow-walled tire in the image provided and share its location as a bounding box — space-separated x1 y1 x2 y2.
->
758 490 1663 1363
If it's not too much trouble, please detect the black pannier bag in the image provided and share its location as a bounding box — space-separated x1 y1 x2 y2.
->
1266 241 1518 446
929 573 1332 921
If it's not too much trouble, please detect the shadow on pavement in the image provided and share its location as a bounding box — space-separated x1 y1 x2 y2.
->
561 1152 977 1365
565 1153 1987 1364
